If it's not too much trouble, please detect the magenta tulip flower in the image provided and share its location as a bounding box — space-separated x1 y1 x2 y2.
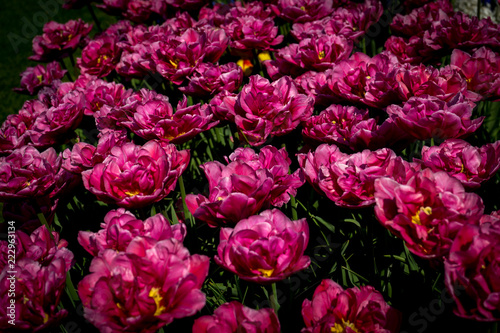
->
277 0 334 23
444 216 500 321
386 94 484 141
180 62 243 97
301 279 401 333
78 237 209 333
419 139 500 189
193 301 281 333
78 208 186 256
186 146 303 226
77 35 122 77
215 209 310 284
81 140 190 208
29 19 93 62
298 145 416 208
374 169 485 259
0 225 74 331
233 75 314 146
14 61 66 95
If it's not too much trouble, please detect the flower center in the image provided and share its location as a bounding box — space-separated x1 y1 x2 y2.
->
411 206 432 225
257 268 274 277
331 319 359 333
318 51 325 60
149 287 166 316
124 189 141 197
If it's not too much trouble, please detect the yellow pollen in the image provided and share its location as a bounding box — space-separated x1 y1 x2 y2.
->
318 51 325 60
124 189 141 197
43 313 49 324
300 6 306 11
332 120 336 124
37 75 43 83
257 268 274 277
169 59 179 69
411 206 432 226
331 319 359 333
366 75 371 79
149 287 166 316
258 51 271 62
460 164 465 173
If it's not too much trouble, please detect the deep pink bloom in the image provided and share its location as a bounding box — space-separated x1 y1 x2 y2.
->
444 216 500 321
301 279 401 333
390 0 454 38
77 35 122 77
180 62 243 97
151 28 207 85
374 169 484 259
186 146 303 226
0 225 74 331
0 146 62 201
298 145 416 208
318 53 401 108
277 0 335 23
14 61 66 95
419 139 500 189
62 129 129 174
208 90 238 122
291 0 383 42
233 75 314 146
78 208 186 256
395 63 470 102
29 90 85 148
215 209 310 284
193 301 281 333
81 140 190 208
386 94 483 141
223 15 283 52
120 90 219 144
301 104 411 151
384 35 427 65
78 237 209 333
29 19 93 62
450 47 500 101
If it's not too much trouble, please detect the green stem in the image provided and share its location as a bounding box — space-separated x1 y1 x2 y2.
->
269 283 280 314
290 195 298 221
65 271 79 309
178 175 194 227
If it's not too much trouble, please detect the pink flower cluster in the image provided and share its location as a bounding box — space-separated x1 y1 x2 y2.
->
78 209 209 333
0 225 74 331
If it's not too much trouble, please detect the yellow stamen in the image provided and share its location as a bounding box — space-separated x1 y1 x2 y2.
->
411 206 432 226
257 268 274 277
169 59 179 69
37 75 43 83
124 190 141 197
149 287 166 316
331 319 359 333
318 51 325 60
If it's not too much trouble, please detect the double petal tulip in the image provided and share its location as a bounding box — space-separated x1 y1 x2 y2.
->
193 301 280 333
301 279 401 333
14 61 66 95
77 35 122 77
386 94 483 141
186 146 303 226
78 237 209 333
233 75 314 146
78 208 186 256
81 140 189 208
298 145 416 208
29 19 93 62
0 225 74 331
215 209 310 283
444 212 500 321
179 62 243 97
120 90 219 144
419 139 500 189
374 169 485 259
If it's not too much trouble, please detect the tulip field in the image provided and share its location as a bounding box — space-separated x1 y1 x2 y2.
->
1 0 500 332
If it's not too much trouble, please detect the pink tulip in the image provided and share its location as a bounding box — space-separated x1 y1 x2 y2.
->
215 209 310 283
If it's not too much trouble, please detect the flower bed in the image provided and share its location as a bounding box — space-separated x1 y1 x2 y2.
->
1 0 500 332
